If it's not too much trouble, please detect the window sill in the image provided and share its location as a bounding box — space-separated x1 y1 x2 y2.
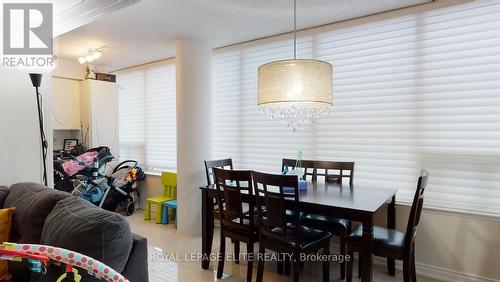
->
144 169 177 177
144 171 162 177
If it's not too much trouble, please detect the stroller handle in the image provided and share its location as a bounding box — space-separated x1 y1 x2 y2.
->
112 160 138 173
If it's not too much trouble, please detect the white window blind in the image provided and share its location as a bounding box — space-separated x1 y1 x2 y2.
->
116 60 176 172
212 1 500 216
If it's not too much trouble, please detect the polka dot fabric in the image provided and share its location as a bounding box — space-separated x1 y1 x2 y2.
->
14 244 129 282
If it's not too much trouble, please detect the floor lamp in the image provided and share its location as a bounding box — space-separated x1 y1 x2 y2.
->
29 73 48 186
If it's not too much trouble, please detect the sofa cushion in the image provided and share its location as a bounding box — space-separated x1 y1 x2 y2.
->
0 186 9 207
3 182 69 243
41 197 133 273
121 233 149 282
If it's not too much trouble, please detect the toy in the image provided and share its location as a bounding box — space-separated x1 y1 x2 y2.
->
0 242 129 282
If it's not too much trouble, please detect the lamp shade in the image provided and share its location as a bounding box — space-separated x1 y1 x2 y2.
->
29 73 42 88
257 59 333 130
258 59 333 106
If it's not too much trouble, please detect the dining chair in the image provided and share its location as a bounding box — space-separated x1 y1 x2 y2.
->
204 158 242 262
297 160 355 279
252 171 332 282
144 172 176 224
213 168 258 282
280 158 317 273
204 158 233 185
313 160 355 185
346 169 429 282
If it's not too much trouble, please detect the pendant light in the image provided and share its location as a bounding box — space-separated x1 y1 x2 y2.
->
257 0 333 131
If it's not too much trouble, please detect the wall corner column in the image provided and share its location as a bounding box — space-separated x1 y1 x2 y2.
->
176 38 212 236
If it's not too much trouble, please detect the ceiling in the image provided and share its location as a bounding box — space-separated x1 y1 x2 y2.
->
52 0 138 37
9 0 137 37
55 0 431 71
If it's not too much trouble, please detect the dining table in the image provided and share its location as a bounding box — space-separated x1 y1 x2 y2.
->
199 180 398 282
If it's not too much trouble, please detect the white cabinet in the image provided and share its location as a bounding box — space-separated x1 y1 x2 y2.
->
52 77 80 130
80 79 119 158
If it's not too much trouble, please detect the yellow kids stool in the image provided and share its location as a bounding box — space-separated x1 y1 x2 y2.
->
144 172 176 224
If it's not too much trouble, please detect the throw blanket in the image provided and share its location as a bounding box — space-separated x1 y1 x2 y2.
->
62 151 99 176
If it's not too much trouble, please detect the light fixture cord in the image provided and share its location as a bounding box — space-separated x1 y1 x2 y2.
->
293 0 297 60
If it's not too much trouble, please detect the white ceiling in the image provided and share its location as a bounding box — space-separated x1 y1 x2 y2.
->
7 0 137 37
55 0 431 71
52 0 138 37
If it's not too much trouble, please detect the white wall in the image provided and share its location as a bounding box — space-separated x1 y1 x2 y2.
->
137 174 162 209
415 210 500 281
52 57 86 80
0 69 53 186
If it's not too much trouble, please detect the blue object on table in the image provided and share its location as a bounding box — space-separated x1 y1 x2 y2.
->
283 180 307 193
161 200 177 228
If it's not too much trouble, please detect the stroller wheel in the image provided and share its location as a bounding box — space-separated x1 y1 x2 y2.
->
125 201 135 216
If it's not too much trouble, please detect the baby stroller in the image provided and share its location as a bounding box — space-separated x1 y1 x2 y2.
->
54 147 114 206
101 160 145 215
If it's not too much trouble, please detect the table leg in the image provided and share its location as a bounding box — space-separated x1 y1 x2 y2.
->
387 195 396 276
361 217 374 282
202 189 214 269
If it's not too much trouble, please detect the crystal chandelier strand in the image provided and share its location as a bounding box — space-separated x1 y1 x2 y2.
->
261 101 331 132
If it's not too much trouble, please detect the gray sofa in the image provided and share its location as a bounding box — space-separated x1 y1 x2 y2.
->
0 182 148 282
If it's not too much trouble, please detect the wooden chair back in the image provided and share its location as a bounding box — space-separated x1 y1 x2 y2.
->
282 159 355 184
161 172 177 198
252 171 300 248
281 158 316 180
204 158 233 185
313 161 355 185
213 168 254 233
404 169 429 248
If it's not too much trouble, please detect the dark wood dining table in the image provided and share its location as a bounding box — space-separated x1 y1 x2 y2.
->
200 181 398 282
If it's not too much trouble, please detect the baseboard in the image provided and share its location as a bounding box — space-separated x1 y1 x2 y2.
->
372 256 500 282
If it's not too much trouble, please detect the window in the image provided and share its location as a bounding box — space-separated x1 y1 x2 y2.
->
212 1 500 215
116 59 176 172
